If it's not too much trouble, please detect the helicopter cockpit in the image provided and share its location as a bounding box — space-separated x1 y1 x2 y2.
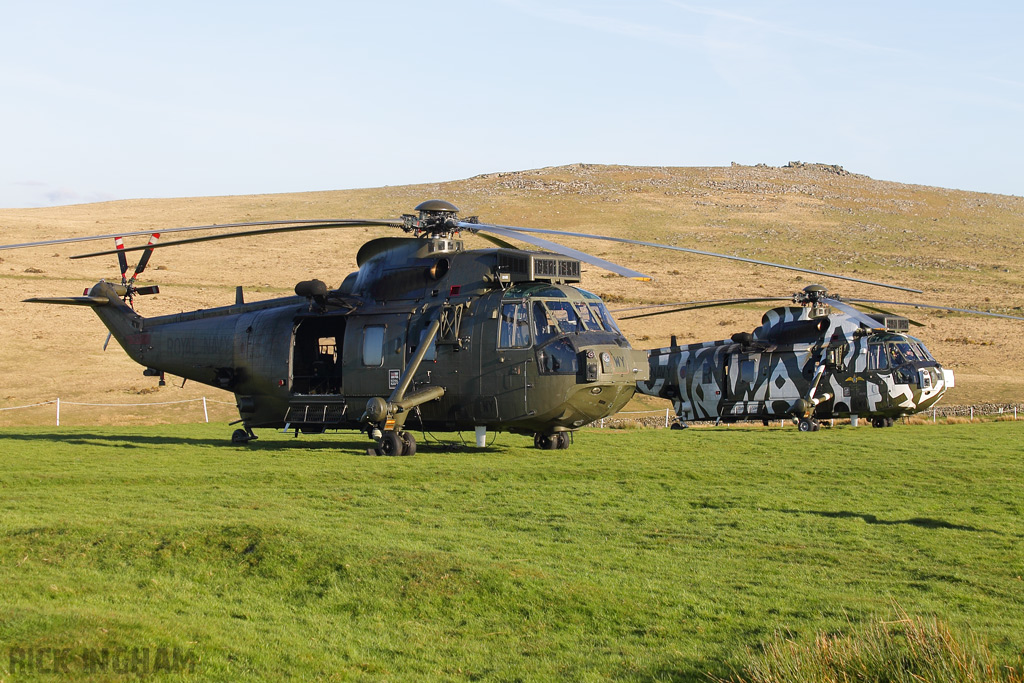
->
865 333 940 386
498 285 628 376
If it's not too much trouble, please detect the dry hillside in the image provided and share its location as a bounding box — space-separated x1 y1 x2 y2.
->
2 163 1023 426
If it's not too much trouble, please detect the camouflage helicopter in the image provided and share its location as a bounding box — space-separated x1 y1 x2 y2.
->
2 202 918 452
616 285 1024 431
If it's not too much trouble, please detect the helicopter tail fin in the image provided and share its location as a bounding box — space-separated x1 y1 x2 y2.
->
24 281 146 353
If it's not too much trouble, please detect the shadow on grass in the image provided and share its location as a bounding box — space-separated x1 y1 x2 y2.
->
0 431 509 456
780 508 991 533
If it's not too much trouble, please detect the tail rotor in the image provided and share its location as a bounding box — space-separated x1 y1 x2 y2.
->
112 233 161 308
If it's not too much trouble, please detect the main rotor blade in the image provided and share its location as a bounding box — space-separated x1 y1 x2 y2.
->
0 219 402 252
845 298 1024 322
612 297 790 313
468 223 653 281
613 297 791 320
468 222 922 294
70 220 403 258
845 300 925 327
822 297 889 329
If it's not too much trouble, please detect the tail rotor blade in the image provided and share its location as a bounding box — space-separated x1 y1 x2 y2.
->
114 237 129 284
131 233 160 281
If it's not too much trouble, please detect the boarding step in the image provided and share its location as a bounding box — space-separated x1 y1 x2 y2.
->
285 396 348 425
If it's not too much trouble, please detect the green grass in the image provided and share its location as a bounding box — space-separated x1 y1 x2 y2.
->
1 422 1023 681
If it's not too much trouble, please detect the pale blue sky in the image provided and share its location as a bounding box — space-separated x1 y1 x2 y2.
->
2 1 1021 208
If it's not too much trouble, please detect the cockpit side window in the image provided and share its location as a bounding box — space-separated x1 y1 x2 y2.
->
914 341 933 360
498 302 531 349
868 343 889 371
589 302 621 334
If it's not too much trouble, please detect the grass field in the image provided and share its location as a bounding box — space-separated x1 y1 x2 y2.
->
1 422 1023 681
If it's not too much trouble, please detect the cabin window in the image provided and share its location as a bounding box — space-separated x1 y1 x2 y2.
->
702 358 714 384
740 359 756 384
362 325 386 366
498 302 531 349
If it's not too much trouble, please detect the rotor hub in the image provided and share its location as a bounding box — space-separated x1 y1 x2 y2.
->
402 200 463 237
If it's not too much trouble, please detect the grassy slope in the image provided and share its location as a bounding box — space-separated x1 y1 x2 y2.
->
1 422 1022 680
1 163 1023 423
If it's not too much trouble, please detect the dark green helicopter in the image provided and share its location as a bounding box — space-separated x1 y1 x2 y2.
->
2 201 917 454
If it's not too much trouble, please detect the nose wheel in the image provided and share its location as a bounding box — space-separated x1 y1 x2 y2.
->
375 430 416 456
797 418 820 432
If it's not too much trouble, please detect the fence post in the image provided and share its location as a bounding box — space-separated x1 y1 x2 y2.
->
665 408 670 428
203 397 209 423
56 398 60 426
970 407 974 422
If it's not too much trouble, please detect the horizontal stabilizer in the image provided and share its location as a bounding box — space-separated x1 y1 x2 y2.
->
23 296 110 307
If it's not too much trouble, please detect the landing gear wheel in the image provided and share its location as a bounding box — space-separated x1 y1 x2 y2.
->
379 430 403 457
400 431 417 456
555 432 571 450
534 433 558 450
231 428 250 444
885 417 895 428
872 417 886 428
797 418 819 432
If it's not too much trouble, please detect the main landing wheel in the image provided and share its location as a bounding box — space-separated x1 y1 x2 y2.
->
231 428 254 444
534 433 557 450
378 431 403 456
376 430 416 456
401 431 417 456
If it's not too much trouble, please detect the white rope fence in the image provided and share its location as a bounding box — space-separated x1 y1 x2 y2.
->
596 406 1021 428
0 397 236 426
0 399 1019 428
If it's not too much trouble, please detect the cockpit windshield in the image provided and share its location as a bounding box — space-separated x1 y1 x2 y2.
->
544 300 584 334
887 341 922 365
867 337 935 371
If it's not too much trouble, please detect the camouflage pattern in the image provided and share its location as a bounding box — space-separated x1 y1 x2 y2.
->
638 303 953 428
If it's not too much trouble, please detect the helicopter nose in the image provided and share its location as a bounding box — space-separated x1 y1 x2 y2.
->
579 347 650 383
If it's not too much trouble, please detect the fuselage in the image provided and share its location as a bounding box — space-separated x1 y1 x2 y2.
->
638 305 953 423
91 238 648 436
